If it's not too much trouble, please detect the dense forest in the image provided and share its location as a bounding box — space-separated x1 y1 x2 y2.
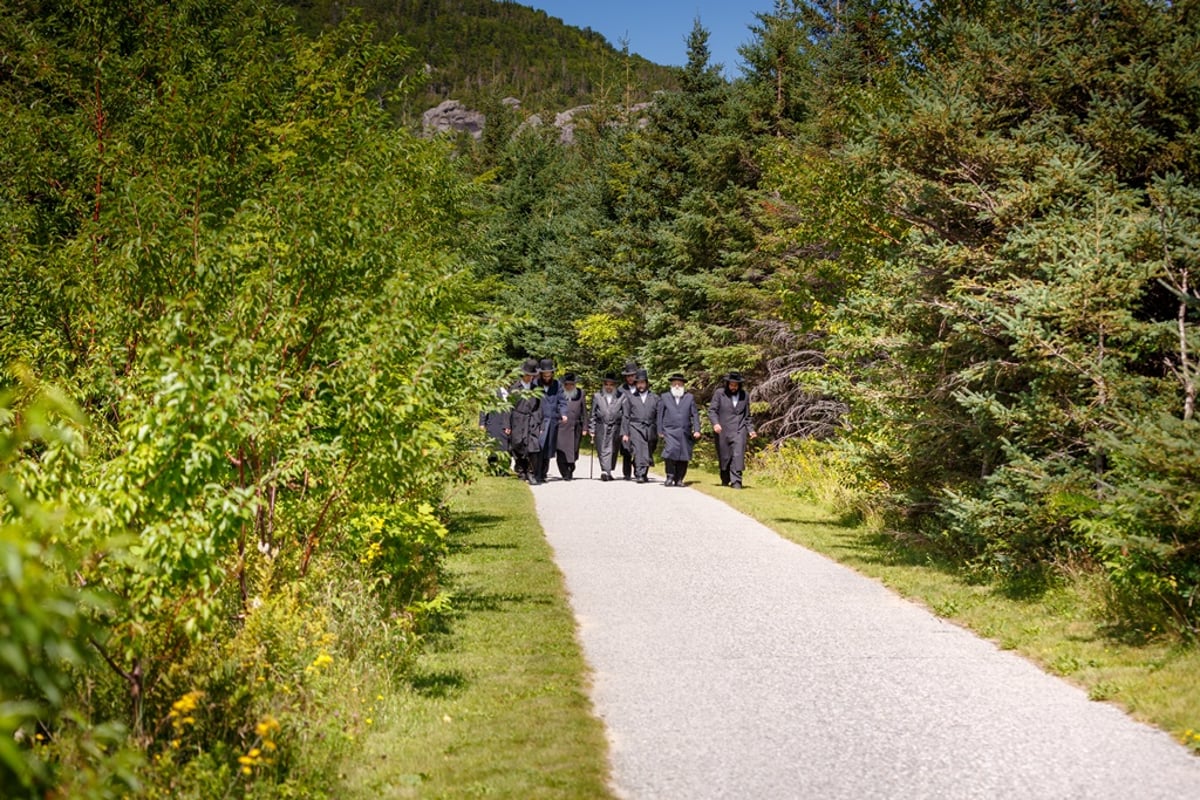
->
2 0 1199 796
472 0 1200 639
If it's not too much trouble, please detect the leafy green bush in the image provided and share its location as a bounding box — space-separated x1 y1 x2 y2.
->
0 1 492 795
0 378 141 798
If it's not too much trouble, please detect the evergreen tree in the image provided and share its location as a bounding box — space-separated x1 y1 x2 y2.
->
810 0 1200 619
595 20 763 381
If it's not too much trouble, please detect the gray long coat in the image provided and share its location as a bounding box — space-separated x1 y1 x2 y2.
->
590 389 627 471
708 387 754 471
621 390 659 468
479 387 510 452
657 392 701 461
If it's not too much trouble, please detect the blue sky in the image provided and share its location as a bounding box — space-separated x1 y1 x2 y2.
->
524 1 776 77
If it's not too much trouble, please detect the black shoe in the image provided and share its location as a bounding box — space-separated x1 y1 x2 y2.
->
663 478 674 487
636 476 648 484
601 472 612 482
731 482 742 489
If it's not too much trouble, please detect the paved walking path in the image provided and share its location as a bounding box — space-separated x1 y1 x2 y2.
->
531 469 1200 799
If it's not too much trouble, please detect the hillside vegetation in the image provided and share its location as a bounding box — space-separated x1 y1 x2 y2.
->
286 0 680 120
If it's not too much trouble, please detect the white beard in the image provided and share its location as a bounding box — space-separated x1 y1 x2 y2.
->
671 387 684 398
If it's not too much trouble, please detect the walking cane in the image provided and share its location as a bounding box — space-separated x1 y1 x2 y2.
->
586 426 594 480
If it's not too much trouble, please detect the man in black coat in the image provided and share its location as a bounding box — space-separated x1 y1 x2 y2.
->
621 369 659 483
587 372 626 481
506 358 545 484
617 360 639 479
535 357 567 483
555 373 586 481
708 371 757 488
657 372 701 487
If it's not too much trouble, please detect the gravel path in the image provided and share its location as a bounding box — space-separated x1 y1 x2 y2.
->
531 468 1200 799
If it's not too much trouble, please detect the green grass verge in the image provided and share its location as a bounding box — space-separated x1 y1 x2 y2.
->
340 476 613 798
685 465 1200 755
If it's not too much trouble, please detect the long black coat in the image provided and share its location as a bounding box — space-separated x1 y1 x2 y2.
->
657 392 701 461
617 380 638 451
621 390 659 467
538 377 567 451
507 381 544 455
556 387 586 463
708 387 754 471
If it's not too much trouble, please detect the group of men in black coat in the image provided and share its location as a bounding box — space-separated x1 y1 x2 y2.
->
483 357 582 485
482 359 757 487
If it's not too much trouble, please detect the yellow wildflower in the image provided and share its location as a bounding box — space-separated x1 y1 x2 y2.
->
254 715 280 738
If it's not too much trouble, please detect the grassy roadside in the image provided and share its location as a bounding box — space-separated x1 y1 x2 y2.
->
684 465 1200 753
341 476 613 798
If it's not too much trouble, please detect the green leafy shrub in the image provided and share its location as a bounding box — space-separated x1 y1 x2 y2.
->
0 1 491 795
344 501 449 610
0 378 141 798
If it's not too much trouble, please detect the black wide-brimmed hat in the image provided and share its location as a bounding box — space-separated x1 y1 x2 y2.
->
724 371 745 384
562 372 578 383
539 358 555 371
667 372 686 383
602 372 619 383
634 368 649 382
621 360 639 376
521 358 539 375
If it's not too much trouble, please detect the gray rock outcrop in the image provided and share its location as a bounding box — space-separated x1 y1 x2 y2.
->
422 99 654 144
422 100 485 140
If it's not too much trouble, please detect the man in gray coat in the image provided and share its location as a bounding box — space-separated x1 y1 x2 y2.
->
708 371 757 488
621 369 659 483
588 372 626 481
657 372 701 487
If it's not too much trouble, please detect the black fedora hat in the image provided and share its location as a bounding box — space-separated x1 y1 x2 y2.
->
562 372 578 383
634 368 649 382
539 357 555 371
621 360 639 376
724 371 745 384
521 358 539 375
667 372 686 383
602 372 620 383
